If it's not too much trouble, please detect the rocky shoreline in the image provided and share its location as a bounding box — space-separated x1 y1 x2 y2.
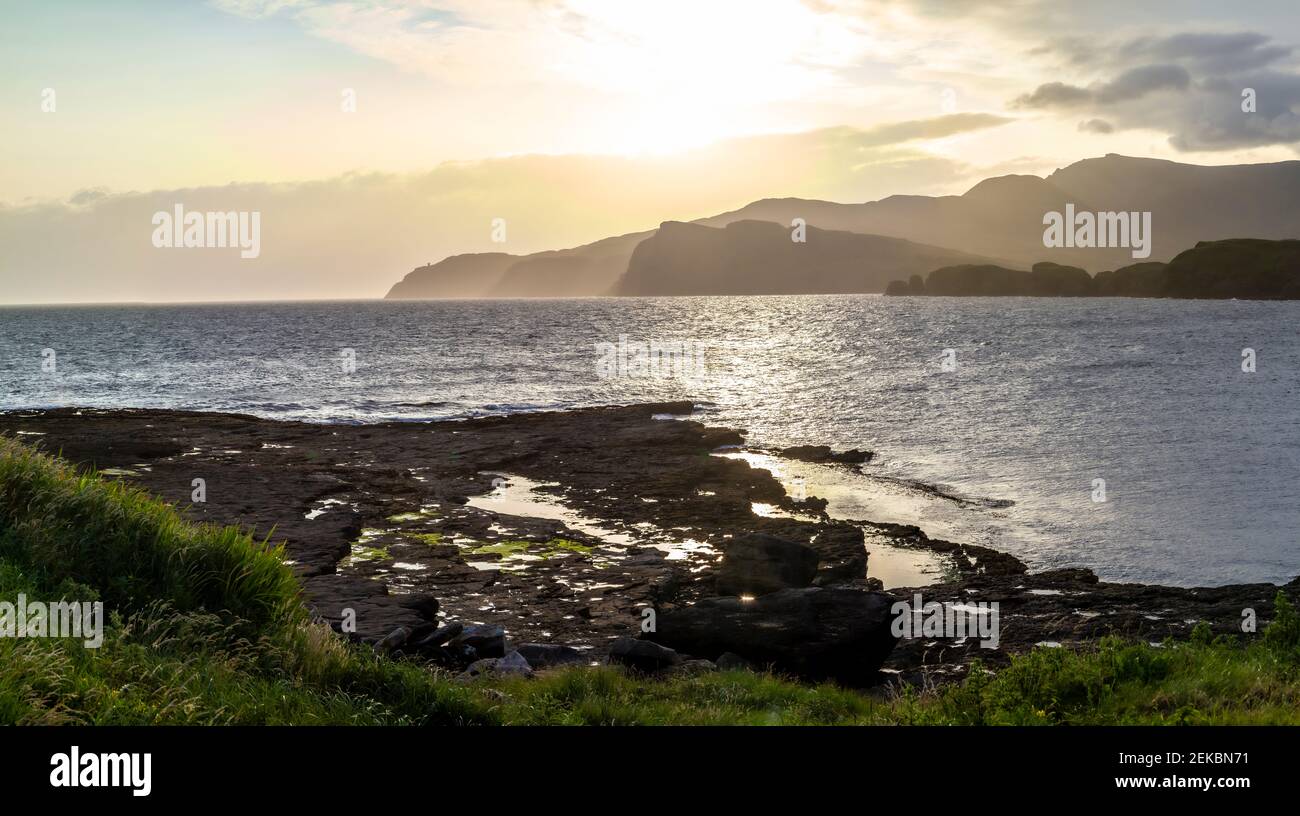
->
2 403 1295 687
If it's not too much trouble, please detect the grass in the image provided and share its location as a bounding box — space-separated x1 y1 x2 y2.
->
0 437 488 725
2 434 1300 725
468 538 593 559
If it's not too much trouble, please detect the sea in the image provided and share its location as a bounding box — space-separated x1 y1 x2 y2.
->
2 296 1298 587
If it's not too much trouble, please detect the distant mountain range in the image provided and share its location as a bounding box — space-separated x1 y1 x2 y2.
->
385 154 1300 299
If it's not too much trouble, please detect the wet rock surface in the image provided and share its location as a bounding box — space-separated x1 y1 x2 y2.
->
655 587 899 685
2 403 1296 686
714 533 820 596
0 403 863 660
780 445 874 466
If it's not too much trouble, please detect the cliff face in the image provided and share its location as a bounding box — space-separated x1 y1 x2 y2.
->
385 253 519 299
485 232 651 297
615 220 999 296
887 239 1300 300
385 231 651 299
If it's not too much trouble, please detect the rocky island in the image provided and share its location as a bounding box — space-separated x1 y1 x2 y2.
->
885 238 1300 299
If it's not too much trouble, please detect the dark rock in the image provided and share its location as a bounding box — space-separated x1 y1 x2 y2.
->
716 533 820 597
654 587 899 685
406 621 440 643
412 622 463 650
797 496 829 514
715 652 753 671
460 652 536 681
515 642 587 669
810 525 868 583
446 643 479 665
494 650 534 677
780 445 873 465
375 626 411 653
459 656 511 681
1028 568 1099 587
608 637 681 672
451 624 507 658
671 658 719 677
397 594 440 620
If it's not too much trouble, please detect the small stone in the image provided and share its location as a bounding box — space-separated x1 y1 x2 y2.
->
716 652 753 671
608 637 681 672
375 626 410 652
515 642 586 669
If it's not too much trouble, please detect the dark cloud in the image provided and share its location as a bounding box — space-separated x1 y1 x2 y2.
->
1013 64 1189 109
1013 81 1092 108
1014 30 1300 150
1171 72 1300 150
1094 64 1191 103
1118 32 1293 74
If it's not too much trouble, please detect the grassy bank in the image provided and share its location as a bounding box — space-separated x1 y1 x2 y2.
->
2 436 1299 725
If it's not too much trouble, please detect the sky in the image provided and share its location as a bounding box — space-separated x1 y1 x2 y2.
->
3 0 1300 302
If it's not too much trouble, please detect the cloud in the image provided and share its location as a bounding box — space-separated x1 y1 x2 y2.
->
1013 81 1093 109
68 188 111 206
213 0 881 98
1095 64 1191 103
1012 30 1300 151
1013 64 1190 109
850 112 1015 144
1117 32 1293 74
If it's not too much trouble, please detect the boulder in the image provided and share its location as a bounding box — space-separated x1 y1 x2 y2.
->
716 533 819 597
450 624 507 658
375 626 410 653
653 587 899 685
460 650 534 681
779 445 873 465
495 650 534 677
670 658 719 677
515 642 587 669
412 621 463 650
607 637 681 672
715 652 754 672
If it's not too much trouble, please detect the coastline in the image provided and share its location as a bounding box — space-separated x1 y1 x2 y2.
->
2 402 1294 685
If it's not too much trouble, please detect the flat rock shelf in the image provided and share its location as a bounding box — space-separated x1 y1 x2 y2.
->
2 402 1294 685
